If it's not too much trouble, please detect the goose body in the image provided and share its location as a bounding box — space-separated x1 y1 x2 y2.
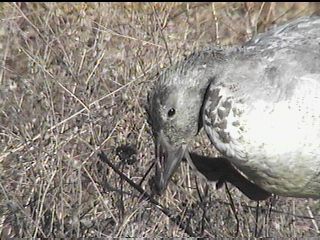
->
147 16 320 198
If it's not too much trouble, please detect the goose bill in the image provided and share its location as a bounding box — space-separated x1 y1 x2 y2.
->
153 133 186 195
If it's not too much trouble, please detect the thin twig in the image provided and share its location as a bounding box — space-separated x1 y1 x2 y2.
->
254 201 260 237
151 3 173 65
306 204 320 234
225 183 239 237
138 162 155 186
211 3 220 45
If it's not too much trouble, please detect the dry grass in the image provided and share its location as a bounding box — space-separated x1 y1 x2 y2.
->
0 2 320 238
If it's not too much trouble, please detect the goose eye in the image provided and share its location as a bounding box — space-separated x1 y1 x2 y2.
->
167 108 176 117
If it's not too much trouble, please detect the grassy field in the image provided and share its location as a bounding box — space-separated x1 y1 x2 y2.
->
0 2 320 238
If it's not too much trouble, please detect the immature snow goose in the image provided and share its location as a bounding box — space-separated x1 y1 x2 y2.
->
147 16 320 199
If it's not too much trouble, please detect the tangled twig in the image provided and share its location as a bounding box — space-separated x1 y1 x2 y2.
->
98 151 196 237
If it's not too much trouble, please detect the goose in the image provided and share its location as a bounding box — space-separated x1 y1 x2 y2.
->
146 15 320 199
